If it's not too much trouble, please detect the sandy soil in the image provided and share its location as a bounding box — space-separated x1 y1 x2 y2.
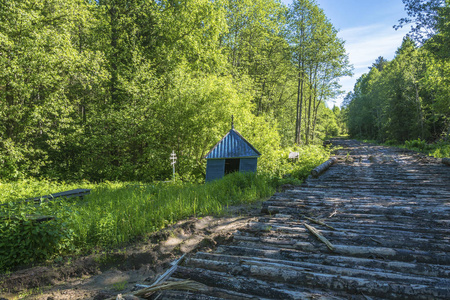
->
0 201 266 300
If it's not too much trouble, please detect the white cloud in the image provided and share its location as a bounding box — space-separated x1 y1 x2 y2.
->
327 24 410 107
341 24 409 69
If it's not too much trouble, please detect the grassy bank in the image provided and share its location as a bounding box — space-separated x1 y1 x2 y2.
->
0 172 273 271
0 144 330 271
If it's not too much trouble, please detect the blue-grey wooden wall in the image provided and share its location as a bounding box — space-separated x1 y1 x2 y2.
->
239 158 257 173
206 158 258 182
205 159 225 182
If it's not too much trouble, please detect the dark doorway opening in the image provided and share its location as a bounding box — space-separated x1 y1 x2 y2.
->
225 159 240 175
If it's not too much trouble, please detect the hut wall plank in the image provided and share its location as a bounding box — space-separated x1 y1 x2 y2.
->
206 159 225 182
239 158 258 173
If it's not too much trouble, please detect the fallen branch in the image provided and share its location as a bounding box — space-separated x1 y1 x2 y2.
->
110 254 208 300
133 280 207 299
152 253 186 286
304 223 335 251
304 216 337 231
370 237 382 245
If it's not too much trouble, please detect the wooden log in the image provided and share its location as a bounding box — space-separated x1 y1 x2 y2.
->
0 189 92 207
311 157 338 177
442 158 450 166
181 258 449 299
174 266 348 300
160 284 275 300
0 215 55 223
216 245 450 278
190 252 448 285
294 242 450 265
239 225 450 252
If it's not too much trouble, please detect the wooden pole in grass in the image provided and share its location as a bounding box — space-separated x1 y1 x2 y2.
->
170 151 177 181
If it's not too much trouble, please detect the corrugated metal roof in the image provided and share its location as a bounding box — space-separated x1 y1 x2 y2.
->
205 129 261 159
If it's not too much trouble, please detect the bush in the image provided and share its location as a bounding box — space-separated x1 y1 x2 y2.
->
405 138 428 151
0 201 74 271
404 138 450 158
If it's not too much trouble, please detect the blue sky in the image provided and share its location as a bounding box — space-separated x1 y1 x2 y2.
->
282 0 411 107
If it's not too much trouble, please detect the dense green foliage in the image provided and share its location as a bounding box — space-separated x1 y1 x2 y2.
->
404 138 450 157
0 0 349 182
345 1 450 149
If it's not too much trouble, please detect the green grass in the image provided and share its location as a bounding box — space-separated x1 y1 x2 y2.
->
0 178 96 204
0 144 331 271
67 172 274 250
0 172 274 270
403 138 450 158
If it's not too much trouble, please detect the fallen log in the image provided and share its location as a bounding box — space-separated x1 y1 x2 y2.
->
216 245 450 278
442 158 450 166
174 266 346 300
0 215 55 223
159 284 276 300
294 242 450 264
190 252 445 285
311 157 338 178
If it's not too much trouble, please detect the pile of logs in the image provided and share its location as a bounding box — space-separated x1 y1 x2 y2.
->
159 139 450 299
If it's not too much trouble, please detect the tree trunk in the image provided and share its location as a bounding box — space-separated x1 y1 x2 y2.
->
306 68 313 145
295 64 304 145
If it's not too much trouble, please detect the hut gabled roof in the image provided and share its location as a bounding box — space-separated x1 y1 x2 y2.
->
205 128 261 159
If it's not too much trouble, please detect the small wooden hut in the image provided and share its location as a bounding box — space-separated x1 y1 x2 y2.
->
205 122 261 182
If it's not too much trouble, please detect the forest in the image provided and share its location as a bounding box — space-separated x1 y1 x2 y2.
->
344 0 450 157
0 0 351 183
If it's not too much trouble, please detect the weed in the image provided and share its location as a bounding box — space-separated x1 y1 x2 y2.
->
112 280 128 291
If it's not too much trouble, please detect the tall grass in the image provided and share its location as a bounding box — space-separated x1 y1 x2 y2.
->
404 138 450 158
0 178 95 204
68 172 273 249
0 144 331 270
0 172 274 270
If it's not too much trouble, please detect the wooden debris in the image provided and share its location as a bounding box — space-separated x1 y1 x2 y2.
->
304 216 337 231
304 223 335 251
152 253 186 286
311 157 338 177
133 280 207 299
442 157 450 166
0 215 55 223
370 237 382 245
109 254 208 300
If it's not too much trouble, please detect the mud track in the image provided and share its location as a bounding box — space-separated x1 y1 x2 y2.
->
163 139 450 299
